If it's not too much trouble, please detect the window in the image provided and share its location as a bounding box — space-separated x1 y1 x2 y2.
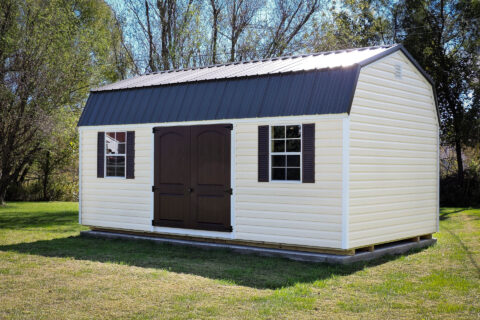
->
270 125 301 181
105 132 126 177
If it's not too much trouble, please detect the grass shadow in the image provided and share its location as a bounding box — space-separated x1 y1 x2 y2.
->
439 208 467 221
0 208 78 229
0 234 429 289
442 225 480 277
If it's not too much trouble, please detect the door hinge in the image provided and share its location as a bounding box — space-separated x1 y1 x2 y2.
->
152 127 156 133
225 124 233 130
152 186 156 192
226 188 233 195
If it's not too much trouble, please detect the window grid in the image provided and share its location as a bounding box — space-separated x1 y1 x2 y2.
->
105 131 127 178
270 125 302 182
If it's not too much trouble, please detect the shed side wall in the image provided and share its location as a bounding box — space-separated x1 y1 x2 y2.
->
348 51 439 248
80 127 153 231
79 116 344 249
234 118 343 248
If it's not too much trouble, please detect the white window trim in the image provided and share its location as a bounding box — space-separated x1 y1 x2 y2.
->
268 124 302 183
104 131 127 179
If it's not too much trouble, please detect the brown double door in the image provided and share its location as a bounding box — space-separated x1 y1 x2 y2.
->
153 124 232 232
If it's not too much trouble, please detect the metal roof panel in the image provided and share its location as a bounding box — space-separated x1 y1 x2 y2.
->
79 67 359 126
92 45 395 92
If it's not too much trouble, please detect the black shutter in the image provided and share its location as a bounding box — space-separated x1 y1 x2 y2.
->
97 132 105 178
302 123 315 183
258 125 269 182
126 131 135 179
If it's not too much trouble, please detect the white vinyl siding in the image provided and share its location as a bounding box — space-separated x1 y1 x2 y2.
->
234 119 344 248
79 116 344 249
348 51 439 248
80 128 152 231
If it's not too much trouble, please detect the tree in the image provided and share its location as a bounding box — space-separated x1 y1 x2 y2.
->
307 0 393 52
111 0 324 69
262 0 321 58
225 0 264 62
307 0 479 187
122 0 204 71
0 0 127 205
209 0 223 64
395 0 480 185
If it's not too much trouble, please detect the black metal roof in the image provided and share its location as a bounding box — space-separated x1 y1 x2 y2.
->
78 45 438 126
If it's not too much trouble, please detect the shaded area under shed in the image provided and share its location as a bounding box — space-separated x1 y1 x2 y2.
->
80 230 436 264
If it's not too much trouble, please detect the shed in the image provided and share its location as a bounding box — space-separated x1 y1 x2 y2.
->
77 44 439 255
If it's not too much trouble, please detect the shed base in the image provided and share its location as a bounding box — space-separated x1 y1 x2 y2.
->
80 230 436 264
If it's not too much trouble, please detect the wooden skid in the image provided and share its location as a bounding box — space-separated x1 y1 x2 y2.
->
89 227 356 256
354 234 434 254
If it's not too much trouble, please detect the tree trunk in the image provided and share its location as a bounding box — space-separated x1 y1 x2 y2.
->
145 0 157 72
230 1 236 62
0 185 6 206
211 0 219 64
42 150 51 201
453 107 464 186
212 21 218 64
158 0 172 70
230 39 235 62
455 137 464 186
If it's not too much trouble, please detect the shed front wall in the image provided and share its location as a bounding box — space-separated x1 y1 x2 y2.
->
79 115 344 249
347 51 439 248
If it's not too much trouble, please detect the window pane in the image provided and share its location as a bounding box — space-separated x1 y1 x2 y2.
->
286 139 301 152
272 155 285 167
106 156 116 166
272 126 285 139
116 132 126 142
106 136 118 154
106 166 116 176
106 156 116 176
118 143 126 154
115 156 125 176
287 155 300 167
272 140 285 152
286 125 301 138
272 168 286 180
106 132 115 139
287 168 300 180
106 156 125 177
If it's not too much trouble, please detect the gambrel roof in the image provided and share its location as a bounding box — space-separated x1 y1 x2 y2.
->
78 44 436 126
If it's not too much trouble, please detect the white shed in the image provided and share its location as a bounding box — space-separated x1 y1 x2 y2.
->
78 44 439 255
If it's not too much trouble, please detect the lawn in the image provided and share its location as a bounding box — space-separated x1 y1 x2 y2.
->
0 203 479 319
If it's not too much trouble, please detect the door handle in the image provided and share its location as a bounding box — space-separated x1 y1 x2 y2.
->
188 187 194 193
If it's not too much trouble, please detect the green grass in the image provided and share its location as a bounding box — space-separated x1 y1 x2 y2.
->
0 202 479 319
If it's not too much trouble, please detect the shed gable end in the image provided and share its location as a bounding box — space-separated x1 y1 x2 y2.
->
347 50 439 248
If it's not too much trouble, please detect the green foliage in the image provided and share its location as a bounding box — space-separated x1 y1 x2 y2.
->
396 0 480 194
0 0 130 203
307 0 393 51
441 162 480 207
2 0 478 205
308 0 480 204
